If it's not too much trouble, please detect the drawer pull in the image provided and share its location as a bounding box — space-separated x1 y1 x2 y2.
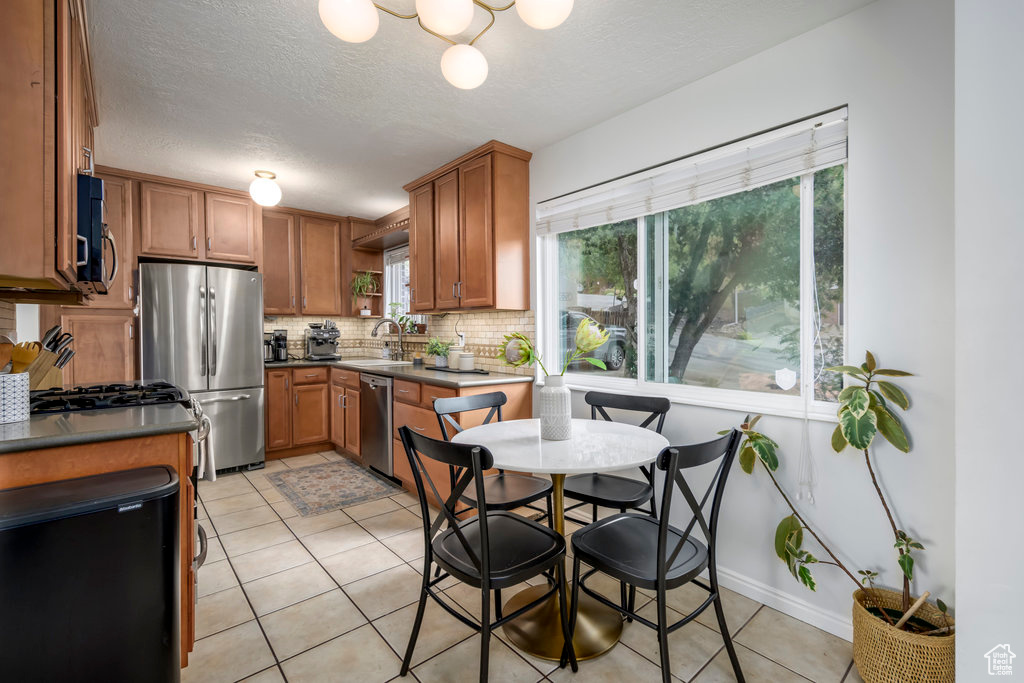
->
305 373 318 378
412 426 426 432
398 389 409 394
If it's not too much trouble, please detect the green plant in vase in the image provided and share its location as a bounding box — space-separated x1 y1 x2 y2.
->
497 318 610 375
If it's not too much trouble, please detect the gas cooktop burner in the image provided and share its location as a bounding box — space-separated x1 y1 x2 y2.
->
30 381 188 415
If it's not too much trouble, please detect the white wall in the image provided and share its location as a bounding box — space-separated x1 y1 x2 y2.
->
530 0 954 638
954 0 1024 677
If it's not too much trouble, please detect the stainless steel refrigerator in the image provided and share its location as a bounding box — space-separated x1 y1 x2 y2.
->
140 262 265 471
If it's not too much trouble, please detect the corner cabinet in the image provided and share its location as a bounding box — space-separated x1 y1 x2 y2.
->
404 141 531 313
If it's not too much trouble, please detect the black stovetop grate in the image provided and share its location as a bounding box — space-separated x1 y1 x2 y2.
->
29 381 187 415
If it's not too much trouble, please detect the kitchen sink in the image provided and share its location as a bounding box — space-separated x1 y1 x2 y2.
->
342 359 414 368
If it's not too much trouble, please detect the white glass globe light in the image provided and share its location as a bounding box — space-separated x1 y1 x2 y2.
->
515 0 573 30
319 0 379 43
415 0 474 36
440 44 488 89
249 172 282 207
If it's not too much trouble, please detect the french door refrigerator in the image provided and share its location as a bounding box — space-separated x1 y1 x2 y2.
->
140 262 265 471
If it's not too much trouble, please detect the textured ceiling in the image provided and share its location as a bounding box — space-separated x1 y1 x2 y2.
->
88 0 872 218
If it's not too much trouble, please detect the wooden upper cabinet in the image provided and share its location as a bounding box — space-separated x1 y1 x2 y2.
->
458 155 494 308
85 174 134 309
403 141 531 313
265 369 292 450
262 210 298 314
433 170 460 310
298 216 342 315
140 182 202 259
409 185 435 313
60 310 136 386
204 192 257 264
0 0 95 294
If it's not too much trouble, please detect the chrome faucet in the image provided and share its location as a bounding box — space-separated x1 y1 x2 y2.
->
371 318 404 361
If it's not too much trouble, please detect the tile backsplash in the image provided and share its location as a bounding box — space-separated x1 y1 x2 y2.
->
0 300 16 341
263 310 536 375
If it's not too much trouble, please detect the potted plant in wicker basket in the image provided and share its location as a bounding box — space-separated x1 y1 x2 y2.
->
729 351 954 682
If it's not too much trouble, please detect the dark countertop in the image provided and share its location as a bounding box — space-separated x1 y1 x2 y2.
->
264 357 534 388
0 403 199 455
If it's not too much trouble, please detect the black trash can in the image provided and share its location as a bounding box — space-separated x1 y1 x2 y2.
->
0 466 180 683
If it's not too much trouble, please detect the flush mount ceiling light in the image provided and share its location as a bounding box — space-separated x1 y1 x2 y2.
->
249 171 282 207
317 0 573 89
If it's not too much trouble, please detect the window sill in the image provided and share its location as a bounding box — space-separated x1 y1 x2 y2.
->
555 373 839 423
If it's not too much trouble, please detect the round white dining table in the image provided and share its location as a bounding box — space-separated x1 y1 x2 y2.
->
452 418 669 661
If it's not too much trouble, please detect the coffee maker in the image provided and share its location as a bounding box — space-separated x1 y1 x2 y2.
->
263 332 275 361
272 330 288 362
305 321 340 360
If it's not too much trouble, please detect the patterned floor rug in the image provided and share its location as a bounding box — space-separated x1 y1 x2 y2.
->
266 459 402 516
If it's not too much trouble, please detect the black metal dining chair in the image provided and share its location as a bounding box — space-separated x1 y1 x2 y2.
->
562 391 671 526
398 426 577 683
434 392 554 526
567 430 745 683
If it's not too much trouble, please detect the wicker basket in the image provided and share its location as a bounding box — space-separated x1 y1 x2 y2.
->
852 589 955 682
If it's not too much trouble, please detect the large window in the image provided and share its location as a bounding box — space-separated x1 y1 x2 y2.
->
542 110 847 414
383 246 423 322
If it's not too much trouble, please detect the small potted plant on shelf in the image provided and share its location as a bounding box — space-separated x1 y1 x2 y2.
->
730 351 953 683
351 271 378 316
388 303 418 334
425 337 454 368
497 319 609 440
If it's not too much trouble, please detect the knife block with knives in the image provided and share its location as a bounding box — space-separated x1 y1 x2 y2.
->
26 350 64 390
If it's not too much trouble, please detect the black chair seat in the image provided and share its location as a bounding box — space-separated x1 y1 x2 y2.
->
563 473 654 509
572 513 708 590
435 511 565 589
461 473 553 510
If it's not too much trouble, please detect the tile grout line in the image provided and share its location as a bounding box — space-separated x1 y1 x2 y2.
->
197 478 289 681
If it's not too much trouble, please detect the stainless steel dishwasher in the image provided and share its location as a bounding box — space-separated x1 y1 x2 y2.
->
360 373 393 477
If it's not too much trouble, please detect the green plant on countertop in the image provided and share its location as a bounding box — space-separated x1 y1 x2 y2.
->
351 271 378 306
497 318 610 375
425 337 453 358
729 351 951 634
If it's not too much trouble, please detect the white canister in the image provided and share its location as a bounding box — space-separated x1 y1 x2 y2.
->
539 374 572 441
458 353 475 371
0 372 30 424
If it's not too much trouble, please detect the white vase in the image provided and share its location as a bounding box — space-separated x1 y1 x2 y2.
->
539 375 572 441
434 356 448 368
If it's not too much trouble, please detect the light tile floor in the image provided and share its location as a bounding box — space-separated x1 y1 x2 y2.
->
187 452 861 682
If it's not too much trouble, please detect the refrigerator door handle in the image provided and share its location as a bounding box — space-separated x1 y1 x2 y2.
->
199 394 252 405
199 285 207 376
209 286 218 376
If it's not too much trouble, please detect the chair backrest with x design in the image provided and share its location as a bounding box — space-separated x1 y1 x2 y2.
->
399 425 495 580
654 430 742 584
585 391 670 485
433 392 506 441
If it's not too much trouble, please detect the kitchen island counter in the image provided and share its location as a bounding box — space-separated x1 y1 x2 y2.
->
0 404 198 455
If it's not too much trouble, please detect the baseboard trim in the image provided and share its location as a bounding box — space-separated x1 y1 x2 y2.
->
716 565 853 641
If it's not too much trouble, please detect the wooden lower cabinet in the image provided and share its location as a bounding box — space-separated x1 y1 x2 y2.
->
0 431 197 667
343 388 360 456
330 384 345 448
265 369 292 450
292 383 329 445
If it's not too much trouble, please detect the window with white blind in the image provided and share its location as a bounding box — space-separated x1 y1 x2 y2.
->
537 109 847 417
383 246 423 322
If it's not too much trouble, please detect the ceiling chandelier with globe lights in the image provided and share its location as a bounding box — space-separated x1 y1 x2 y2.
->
318 0 574 90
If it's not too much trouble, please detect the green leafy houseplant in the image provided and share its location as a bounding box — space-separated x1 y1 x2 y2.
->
351 271 378 311
387 303 418 334
731 351 951 635
425 337 453 358
497 318 610 375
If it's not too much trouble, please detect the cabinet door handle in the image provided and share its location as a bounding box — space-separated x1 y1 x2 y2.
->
342 395 348 409
192 235 197 251
207 237 212 251
129 322 133 340
303 296 307 309
285 378 289 389
452 283 457 298
457 281 463 298
291 295 295 307
295 394 298 406
337 394 342 407
128 285 133 301
397 389 409 394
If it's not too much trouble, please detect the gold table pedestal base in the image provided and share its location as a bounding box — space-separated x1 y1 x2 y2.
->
501 584 624 661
